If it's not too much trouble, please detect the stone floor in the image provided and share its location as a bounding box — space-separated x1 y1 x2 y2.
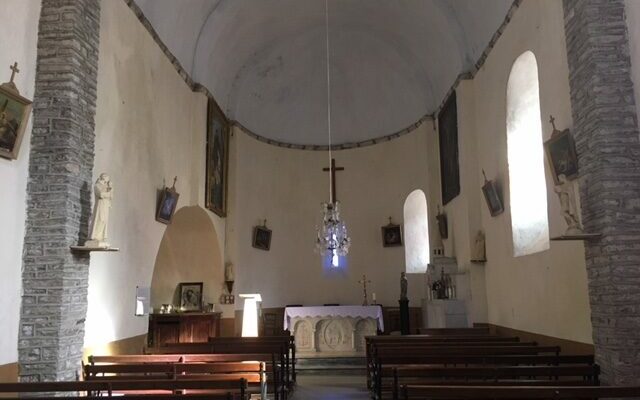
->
288 374 370 400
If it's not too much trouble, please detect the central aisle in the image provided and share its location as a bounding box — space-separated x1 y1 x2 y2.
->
289 374 369 400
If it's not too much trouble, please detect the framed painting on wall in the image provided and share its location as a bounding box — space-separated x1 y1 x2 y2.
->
544 127 578 185
178 282 203 312
205 97 230 217
156 186 180 224
252 225 272 251
438 91 460 205
0 83 32 160
381 219 403 247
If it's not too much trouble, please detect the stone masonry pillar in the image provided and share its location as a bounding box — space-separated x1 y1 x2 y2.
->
18 0 101 382
563 0 640 385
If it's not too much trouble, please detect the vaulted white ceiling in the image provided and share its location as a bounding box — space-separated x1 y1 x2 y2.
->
136 0 513 145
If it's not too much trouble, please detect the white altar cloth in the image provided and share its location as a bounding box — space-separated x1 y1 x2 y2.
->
283 305 384 331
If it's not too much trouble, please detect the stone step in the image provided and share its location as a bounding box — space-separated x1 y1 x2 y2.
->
295 357 367 376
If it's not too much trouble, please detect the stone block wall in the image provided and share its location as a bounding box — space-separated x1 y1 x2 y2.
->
18 0 101 382
563 0 640 385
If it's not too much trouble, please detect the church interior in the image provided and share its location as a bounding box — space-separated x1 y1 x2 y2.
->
1 0 640 398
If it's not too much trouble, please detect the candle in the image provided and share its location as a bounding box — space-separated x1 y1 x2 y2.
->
372 292 376 301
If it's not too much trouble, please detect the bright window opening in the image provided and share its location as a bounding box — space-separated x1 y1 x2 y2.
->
404 189 430 273
506 51 550 256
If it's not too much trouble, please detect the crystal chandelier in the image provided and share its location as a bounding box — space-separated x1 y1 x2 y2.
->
315 0 351 265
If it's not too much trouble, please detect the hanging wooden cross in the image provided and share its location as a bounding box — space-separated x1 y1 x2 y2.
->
322 158 344 203
358 274 371 306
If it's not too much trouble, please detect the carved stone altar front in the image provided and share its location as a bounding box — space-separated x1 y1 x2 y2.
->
291 316 378 357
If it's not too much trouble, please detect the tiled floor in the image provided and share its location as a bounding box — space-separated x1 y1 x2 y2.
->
288 374 370 400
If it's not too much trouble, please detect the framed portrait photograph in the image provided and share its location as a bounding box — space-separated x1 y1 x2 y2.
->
482 178 504 217
205 97 230 217
544 128 578 185
252 225 272 251
0 84 32 160
178 282 203 312
381 223 403 247
156 186 180 224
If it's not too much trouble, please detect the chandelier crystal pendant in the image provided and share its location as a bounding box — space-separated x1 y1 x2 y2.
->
315 0 351 266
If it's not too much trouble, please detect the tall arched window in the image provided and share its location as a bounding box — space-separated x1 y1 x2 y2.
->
506 51 549 256
404 189 430 273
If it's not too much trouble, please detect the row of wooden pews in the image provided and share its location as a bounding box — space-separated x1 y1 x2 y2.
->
141 334 296 399
0 333 295 399
366 327 601 400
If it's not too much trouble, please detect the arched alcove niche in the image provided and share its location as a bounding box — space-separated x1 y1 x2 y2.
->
150 206 224 309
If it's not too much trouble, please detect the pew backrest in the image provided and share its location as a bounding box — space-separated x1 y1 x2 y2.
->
401 385 640 400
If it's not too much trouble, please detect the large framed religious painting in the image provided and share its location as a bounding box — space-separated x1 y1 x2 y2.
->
0 84 32 160
205 97 230 217
438 91 460 205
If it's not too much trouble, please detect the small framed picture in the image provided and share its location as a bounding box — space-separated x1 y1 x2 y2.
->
482 177 504 217
156 185 180 224
0 83 32 160
252 225 272 251
381 220 403 247
544 128 579 185
178 282 203 312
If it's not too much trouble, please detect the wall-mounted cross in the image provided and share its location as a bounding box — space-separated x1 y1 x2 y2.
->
322 158 344 204
9 62 19 84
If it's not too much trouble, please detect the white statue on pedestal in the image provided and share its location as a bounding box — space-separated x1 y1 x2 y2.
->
86 173 113 248
554 174 583 235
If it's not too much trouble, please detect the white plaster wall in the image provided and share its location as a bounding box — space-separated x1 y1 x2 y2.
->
226 126 435 309
433 0 592 343
85 0 223 349
0 0 40 366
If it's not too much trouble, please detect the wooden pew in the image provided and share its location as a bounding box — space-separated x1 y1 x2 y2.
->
143 344 288 400
400 385 640 400
370 344 561 392
87 355 271 400
371 346 563 399
0 379 247 399
209 335 296 384
365 335 522 388
390 365 600 400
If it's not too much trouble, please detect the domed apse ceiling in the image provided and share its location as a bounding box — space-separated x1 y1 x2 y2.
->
135 0 514 146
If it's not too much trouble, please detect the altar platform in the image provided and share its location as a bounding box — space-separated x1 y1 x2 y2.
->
284 305 384 358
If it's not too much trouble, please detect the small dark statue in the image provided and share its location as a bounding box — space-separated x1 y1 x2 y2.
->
400 272 408 300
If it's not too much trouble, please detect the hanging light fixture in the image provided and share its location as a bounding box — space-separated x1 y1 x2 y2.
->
315 0 351 267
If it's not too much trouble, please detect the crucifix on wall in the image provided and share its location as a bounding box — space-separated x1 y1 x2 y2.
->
322 158 344 203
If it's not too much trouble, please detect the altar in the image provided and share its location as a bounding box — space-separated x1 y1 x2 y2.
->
284 305 384 357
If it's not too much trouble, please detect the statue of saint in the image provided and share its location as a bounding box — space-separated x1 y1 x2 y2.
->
400 272 408 300
471 230 486 261
225 263 235 281
87 173 113 247
554 174 583 235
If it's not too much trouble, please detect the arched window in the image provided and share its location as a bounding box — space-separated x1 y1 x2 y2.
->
404 189 430 273
506 51 549 256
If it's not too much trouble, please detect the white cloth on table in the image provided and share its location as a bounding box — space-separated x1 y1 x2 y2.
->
283 305 384 331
